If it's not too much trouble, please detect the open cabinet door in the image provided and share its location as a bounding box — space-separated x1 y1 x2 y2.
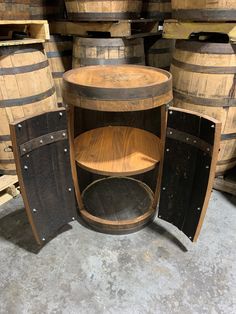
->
10 109 77 245
158 107 221 242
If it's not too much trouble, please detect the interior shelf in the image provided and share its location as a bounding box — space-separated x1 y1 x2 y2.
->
74 126 161 176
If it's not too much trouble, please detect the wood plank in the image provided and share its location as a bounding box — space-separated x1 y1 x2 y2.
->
163 20 236 43
75 126 161 176
0 20 49 45
0 175 18 193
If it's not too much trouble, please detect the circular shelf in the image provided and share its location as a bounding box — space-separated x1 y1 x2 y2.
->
63 64 173 111
75 126 161 176
81 177 156 234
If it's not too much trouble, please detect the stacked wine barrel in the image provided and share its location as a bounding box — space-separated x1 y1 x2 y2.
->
170 1 236 176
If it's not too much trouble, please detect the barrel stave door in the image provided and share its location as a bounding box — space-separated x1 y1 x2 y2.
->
158 108 221 242
10 109 77 245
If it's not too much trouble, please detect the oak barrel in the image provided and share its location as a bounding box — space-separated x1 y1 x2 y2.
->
0 1 30 20
0 44 57 175
146 38 174 70
171 40 236 175
172 0 236 21
64 0 142 20
44 35 73 106
142 0 172 19
73 37 145 68
30 0 65 20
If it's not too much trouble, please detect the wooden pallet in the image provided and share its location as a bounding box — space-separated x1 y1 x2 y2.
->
163 19 236 43
0 175 19 206
0 20 50 46
214 169 236 196
49 19 160 38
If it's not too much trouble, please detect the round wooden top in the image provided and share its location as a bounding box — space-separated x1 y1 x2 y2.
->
65 65 169 88
63 65 173 111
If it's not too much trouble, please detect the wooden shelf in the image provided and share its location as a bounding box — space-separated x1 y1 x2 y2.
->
0 20 50 46
163 19 236 43
49 19 159 38
75 126 161 176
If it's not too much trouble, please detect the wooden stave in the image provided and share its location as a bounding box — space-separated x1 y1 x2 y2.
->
0 1 30 20
44 35 73 107
0 44 57 175
142 0 172 19
171 40 236 175
73 37 145 68
30 0 65 20
65 0 142 21
146 38 175 70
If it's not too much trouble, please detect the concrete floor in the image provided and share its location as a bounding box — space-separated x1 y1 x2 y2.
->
0 190 235 314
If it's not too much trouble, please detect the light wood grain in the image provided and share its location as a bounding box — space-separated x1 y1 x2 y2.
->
74 126 161 176
171 41 236 175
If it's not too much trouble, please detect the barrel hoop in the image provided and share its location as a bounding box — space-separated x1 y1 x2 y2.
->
174 91 236 107
221 133 236 141
47 50 72 58
76 37 142 47
173 9 236 21
167 127 212 155
0 44 44 56
172 58 236 74
149 48 171 54
76 56 145 66
144 12 171 19
67 12 140 20
217 157 236 166
176 41 236 55
64 78 172 100
0 169 16 175
0 135 11 141
0 159 15 164
0 60 49 76
0 87 56 108
20 130 68 156
52 72 64 78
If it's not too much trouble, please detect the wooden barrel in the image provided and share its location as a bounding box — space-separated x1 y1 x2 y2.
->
73 37 145 68
172 0 236 21
171 40 236 176
0 1 30 20
0 44 57 175
146 38 175 70
44 35 73 107
30 0 65 20
64 0 142 20
142 0 172 19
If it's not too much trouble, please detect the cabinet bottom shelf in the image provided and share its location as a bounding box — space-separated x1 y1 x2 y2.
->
80 177 156 234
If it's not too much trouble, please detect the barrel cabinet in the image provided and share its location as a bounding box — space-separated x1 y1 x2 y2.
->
73 37 145 68
142 0 172 19
44 35 73 106
9 64 221 245
171 40 236 176
145 38 175 70
172 0 236 21
64 0 142 20
0 43 58 175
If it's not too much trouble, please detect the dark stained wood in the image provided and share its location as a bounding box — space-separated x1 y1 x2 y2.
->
81 177 155 234
10 109 77 245
158 107 221 242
